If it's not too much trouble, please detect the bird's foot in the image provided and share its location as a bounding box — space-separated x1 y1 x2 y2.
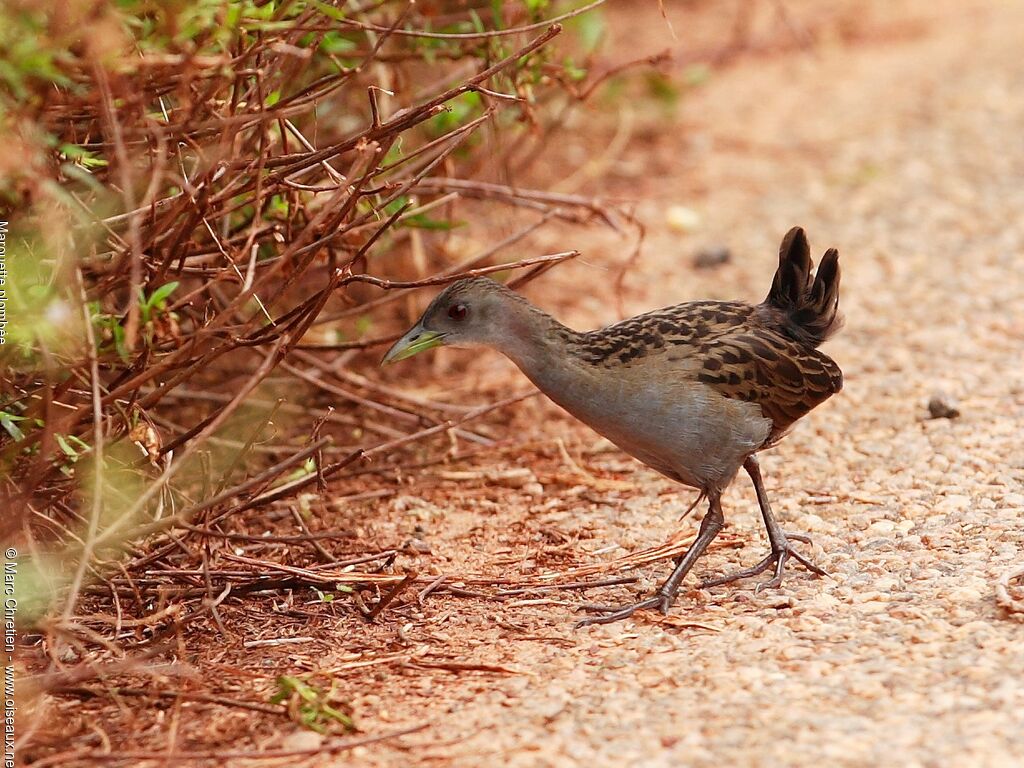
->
574 593 673 628
700 532 826 592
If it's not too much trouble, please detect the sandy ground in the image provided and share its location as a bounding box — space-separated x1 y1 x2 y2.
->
109 2 1022 766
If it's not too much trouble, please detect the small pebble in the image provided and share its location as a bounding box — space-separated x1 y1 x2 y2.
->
947 586 983 603
866 519 896 536
280 730 324 751
693 246 731 269
405 538 432 554
936 494 970 512
665 205 702 232
927 394 960 419
764 594 794 609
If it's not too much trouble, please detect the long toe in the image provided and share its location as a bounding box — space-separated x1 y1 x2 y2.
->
787 546 828 577
575 596 667 628
700 554 774 588
769 533 828 581
702 532 826 591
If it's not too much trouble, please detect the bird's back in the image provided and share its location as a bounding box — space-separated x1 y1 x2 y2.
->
567 227 843 448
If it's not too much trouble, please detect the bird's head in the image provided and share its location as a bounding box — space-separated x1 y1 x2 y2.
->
381 276 518 364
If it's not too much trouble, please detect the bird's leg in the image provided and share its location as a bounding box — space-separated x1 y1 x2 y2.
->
701 455 826 590
576 493 725 628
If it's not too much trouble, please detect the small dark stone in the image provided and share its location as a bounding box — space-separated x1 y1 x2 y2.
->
927 395 960 420
405 537 432 554
693 246 731 269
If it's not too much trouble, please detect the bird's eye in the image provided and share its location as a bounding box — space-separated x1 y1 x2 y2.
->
448 303 468 321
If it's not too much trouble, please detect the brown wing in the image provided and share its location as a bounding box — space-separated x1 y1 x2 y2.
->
695 327 843 441
573 301 757 367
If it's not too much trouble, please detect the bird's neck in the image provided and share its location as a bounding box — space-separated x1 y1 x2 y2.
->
491 299 587 397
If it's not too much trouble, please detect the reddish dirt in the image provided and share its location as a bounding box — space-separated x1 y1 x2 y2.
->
44 1 1024 765
339 2 1024 764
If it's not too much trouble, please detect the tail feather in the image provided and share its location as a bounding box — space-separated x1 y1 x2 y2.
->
764 227 842 347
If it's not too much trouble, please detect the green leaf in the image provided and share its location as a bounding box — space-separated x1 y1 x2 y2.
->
427 91 484 137
382 138 404 166
59 163 108 194
562 57 587 82
354 315 373 335
683 64 712 87
269 675 354 733
319 31 356 55
282 457 316 484
469 9 486 34
382 195 411 216
403 214 464 231
268 195 290 218
147 281 180 309
113 324 128 361
55 434 79 461
66 434 91 452
646 72 681 105
59 144 108 167
490 0 505 30
0 413 25 441
569 9 605 53
312 1 347 21
319 703 353 729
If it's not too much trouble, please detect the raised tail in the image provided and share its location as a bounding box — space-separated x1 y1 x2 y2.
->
763 226 842 348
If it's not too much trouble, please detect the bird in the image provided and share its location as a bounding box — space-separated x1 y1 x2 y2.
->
382 227 843 626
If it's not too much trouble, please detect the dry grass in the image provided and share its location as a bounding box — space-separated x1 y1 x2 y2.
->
0 0 663 761
8 1 1017 766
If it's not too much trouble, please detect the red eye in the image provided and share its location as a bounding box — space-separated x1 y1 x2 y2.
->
448 303 468 321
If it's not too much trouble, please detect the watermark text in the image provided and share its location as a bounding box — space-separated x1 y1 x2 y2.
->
3 548 15 768
0 219 7 345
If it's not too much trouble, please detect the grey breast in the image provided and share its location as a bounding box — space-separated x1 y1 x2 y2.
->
535 358 772 491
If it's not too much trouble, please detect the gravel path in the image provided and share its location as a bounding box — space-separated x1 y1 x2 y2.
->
334 2 1024 765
